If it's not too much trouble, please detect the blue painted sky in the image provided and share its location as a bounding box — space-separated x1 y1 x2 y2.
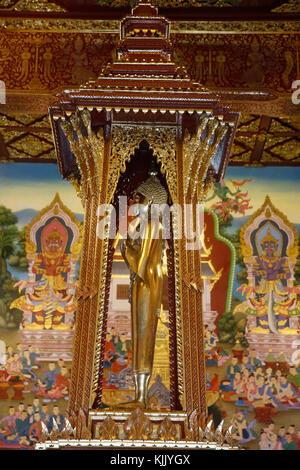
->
0 162 84 214
0 163 300 222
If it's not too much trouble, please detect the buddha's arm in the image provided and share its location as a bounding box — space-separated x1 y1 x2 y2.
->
121 238 140 274
137 217 163 283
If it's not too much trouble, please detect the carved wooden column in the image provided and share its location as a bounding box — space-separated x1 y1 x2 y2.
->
176 112 232 415
59 111 112 428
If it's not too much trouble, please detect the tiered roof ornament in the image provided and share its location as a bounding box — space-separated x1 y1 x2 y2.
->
77 0 219 110
50 0 238 192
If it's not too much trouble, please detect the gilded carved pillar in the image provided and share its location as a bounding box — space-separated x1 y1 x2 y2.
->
60 110 108 421
178 112 230 415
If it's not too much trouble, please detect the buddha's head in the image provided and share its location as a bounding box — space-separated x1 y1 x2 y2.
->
134 174 168 219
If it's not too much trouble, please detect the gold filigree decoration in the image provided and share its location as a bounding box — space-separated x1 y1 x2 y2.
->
109 125 177 204
170 20 300 34
39 409 238 447
124 407 153 440
60 109 105 203
272 0 300 13
157 416 178 441
10 0 66 11
97 416 119 440
171 217 184 402
0 18 120 33
91 225 111 400
75 408 92 440
185 409 206 441
183 112 229 202
0 9 298 34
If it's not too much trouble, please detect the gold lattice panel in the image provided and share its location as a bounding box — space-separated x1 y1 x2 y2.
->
0 112 56 162
229 114 300 166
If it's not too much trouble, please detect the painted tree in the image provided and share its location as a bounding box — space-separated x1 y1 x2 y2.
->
0 205 18 283
7 226 28 271
0 205 22 327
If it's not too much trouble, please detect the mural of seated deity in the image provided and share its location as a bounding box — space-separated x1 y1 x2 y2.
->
10 194 82 361
234 196 300 362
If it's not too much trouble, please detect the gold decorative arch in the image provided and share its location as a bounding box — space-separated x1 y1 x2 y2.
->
109 124 177 204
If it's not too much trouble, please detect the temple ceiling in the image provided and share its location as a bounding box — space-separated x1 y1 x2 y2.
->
1 0 299 12
0 0 299 166
1 111 299 166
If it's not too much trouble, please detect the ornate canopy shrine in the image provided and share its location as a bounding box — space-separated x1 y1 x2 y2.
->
46 0 274 447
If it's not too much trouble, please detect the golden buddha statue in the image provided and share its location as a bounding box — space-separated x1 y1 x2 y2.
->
114 172 168 409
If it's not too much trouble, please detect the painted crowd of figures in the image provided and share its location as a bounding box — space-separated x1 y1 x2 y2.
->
0 342 70 448
0 400 65 449
0 343 70 400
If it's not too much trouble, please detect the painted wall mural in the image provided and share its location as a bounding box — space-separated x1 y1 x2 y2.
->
0 162 300 449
